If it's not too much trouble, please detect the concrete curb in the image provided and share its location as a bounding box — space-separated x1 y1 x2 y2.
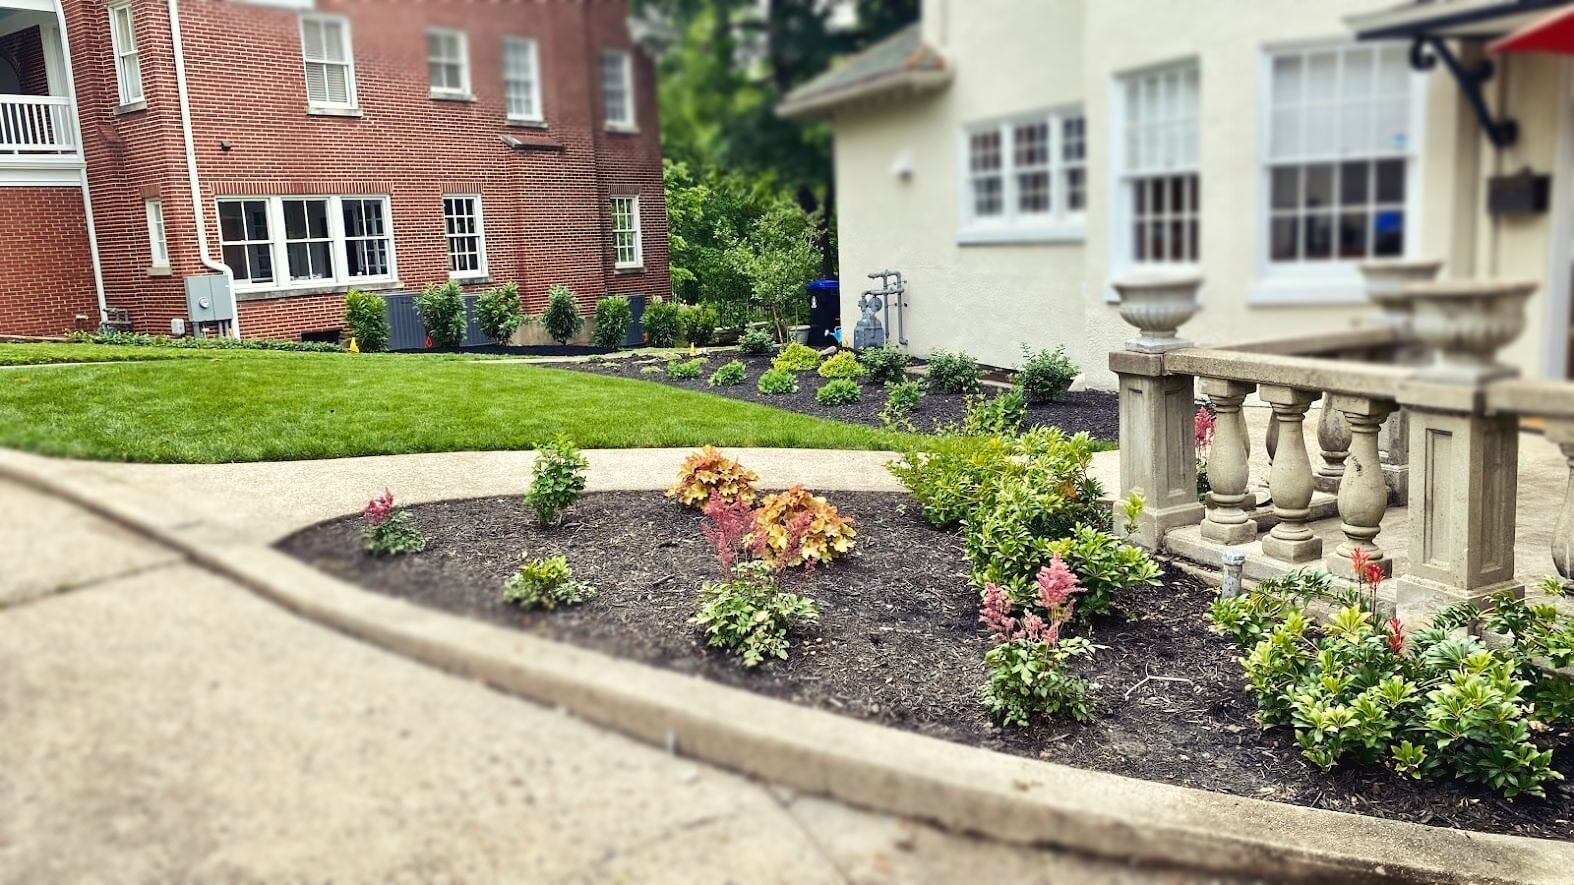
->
5 457 1573 884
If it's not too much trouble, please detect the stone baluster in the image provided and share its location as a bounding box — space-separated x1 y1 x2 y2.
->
1313 394 1351 494
1199 379 1256 545
1547 420 1574 588
1326 395 1398 579
1258 385 1323 564
1361 259 1443 506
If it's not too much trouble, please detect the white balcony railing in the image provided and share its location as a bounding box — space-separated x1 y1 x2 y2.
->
0 95 78 156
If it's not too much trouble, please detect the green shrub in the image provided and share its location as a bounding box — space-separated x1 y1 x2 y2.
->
815 378 861 406
592 296 633 348
1045 525 1163 617
772 341 822 373
1014 345 1078 403
960 389 1026 436
709 359 747 386
526 436 588 526
860 345 911 384
541 284 583 344
65 331 343 353
982 636 1098 726
342 289 390 352
501 554 596 610
689 561 820 667
961 473 1115 604
414 280 467 348
738 329 774 356
757 367 798 395
878 379 923 431
887 427 1100 530
642 299 682 347
924 349 981 394
666 357 707 380
680 304 720 346
817 351 865 380
476 283 525 345
639 365 664 376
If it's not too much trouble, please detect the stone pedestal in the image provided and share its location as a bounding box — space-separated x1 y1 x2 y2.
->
1112 350 1205 551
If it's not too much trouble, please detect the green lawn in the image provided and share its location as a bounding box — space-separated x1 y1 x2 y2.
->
0 343 301 366
0 351 898 462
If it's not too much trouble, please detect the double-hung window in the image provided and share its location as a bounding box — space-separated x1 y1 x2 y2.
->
960 108 1086 242
428 29 470 98
1117 62 1200 266
300 14 356 110
1265 44 1414 267
503 37 543 123
600 49 635 129
443 195 486 279
145 198 168 269
108 3 143 107
218 195 394 293
610 196 642 269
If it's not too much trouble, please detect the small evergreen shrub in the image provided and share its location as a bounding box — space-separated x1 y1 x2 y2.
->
860 344 911 384
414 280 467 348
815 378 861 406
342 288 390 352
476 283 525 345
361 489 425 556
817 351 864 380
541 284 583 344
667 445 759 509
642 299 682 347
666 357 707 379
1045 524 1163 618
1014 345 1078 403
879 380 923 431
708 359 747 387
746 485 856 568
639 365 663 376
526 436 588 526
501 554 596 610
960 389 1026 436
887 427 1100 529
592 296 633 348
757 367 798 395
681 304 720 346
690 561 820 667
738 329 774 356
978 557 1098 725
924 349 981 394
772 341 823 373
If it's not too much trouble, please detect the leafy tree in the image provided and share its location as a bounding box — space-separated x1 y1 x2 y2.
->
725 196 822 339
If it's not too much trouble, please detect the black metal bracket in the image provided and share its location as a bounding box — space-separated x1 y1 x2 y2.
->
1409 36 1518 149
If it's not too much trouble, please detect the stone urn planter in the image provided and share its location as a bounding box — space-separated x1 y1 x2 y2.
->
1111 272 1203 353
1359 259 1443 334
1404 279 1535 383
788 324 811 345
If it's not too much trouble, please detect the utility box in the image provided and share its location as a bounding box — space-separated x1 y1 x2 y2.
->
184 274 235 325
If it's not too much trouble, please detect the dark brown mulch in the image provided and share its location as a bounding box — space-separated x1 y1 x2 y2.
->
278 490 1574 841
559 353 1121 440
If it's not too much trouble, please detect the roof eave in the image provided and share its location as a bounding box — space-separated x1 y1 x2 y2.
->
776 67 952 121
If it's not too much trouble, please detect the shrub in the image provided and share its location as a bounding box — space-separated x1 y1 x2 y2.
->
415 280 467 348
817 351 865 380
878 380 923 431
680 303 720 347
690 561 820 667
757 367 798 395
476 283 525 345
978 558 1098 724
541 284 583 344
501 554 596 610
772 341 823 373
639 365 664 376
960 389 1026 436
1014 345 1078 403
342 289 390 352
962 473 1117 605
924 349 981 394
708 359 747 386
860 345 911 384
526 436 588 526
815 378 861 406
592 296 633 348
667 445 759 510
746 484 856 568
361 489 425 556
65 331 343 352
1045 524 1163 618
888 427 1101 530
666 357 707 380
738 329 774 356
642 298 682 347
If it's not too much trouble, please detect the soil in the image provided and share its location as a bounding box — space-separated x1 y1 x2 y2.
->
559 353 1121 441
279 491 1574 841
395 344 618 357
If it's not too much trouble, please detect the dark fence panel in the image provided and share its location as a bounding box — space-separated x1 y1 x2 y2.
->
625 293 646 347
384 292 487 350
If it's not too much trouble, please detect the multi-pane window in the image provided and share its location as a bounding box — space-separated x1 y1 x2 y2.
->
1266 44 1412 263
962 109 1085 235
610 196 642 268
427 29 470 97
503 37 543 123
145 199 168 268
1119 62 1200 264
217 196 393 292
1062 115 1086 211
300 15 356 109
600 49 635 129
108 3 142 106
443 196 485 279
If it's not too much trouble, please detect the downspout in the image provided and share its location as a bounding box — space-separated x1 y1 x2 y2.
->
167 0 241 337
50 4 107 327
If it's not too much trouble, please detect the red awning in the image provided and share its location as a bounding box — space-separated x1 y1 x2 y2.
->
1489 4 1574 54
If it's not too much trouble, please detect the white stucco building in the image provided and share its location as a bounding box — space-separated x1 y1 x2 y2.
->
780 0 1574 389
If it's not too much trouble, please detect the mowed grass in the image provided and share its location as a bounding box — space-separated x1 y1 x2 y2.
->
0 351 899 463
0 343 324 366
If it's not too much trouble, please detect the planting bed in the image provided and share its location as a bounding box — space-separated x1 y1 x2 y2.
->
280 490 1574 840
562 353 1121 440
394 344 617 357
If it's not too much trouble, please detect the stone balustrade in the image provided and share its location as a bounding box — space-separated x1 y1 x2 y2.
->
1110 266 1570 622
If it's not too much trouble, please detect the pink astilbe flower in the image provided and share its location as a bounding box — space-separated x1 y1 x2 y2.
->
1035 555 1084 625
702 492 757 573
363 488 395 527
1194 406 1216 451
981 562 1081 645
980 583 1020 642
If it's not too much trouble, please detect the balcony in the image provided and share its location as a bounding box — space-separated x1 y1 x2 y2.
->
0 94 75 155
0 4 82 177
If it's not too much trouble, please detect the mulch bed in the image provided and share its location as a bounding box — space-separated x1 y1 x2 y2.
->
394 344 619 357
279 490 1574 841
559 353 1121 440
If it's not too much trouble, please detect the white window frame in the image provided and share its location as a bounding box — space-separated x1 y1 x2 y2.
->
503 36 544 124
145 198 168 269
427 28 471 99
1251 40 1426 305
610 195 643 269
600 49 636 130
443 195 487 280
957 107 1086 245
299 13 358 112
1109 60 1201 276
216 195 396 295
107 2 143 107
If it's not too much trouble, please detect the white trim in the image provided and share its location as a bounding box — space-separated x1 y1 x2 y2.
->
107 2 143 107
51 4 106 326
299 13 358 112
610 194 643 269
442 193 487 281
599 48 636 129
216 194 397 295
145 197 169 269
956 106 1086 245
427 27 471 99
1108 58 1202 280
1545 57 1574 379
502 35 544 124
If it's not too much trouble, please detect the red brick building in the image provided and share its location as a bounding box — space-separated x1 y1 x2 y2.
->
0 0 670 341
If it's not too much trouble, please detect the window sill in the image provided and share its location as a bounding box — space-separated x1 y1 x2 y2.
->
431 91 476 103
614 265 645 275
448 273 490 284
307 105 363 118
957 226 1084 246
235 279 401 302
1248 275 1370 306
605 123 640 135
147 265 172 277
506 118 548 129
114 99 147 117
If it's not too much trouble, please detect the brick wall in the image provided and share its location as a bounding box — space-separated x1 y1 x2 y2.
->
0 187 98 336
0 26 50 96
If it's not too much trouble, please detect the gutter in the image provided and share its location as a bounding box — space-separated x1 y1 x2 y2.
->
777 67 951 120
167 0 241 338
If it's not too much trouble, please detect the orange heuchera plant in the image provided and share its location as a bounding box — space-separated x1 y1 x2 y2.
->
667 445 761 510
746 485 856 568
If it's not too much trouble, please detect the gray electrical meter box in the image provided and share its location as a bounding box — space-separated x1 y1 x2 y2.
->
184 274 235 325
